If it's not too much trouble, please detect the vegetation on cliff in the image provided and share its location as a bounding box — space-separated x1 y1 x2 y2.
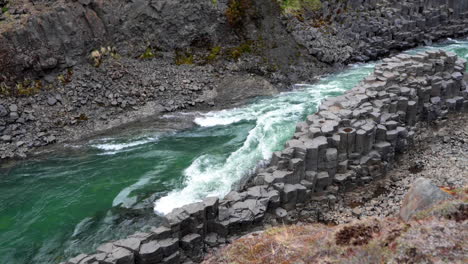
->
204 186 467 264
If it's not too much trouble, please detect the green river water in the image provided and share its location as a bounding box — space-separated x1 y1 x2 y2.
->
0 39 467 264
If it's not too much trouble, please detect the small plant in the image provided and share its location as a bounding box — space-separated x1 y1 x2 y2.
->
90 46 118 67
0 82 11 96
175 51 194 65
57 68 73 85
229 41 253 59
205 46 222 62
16 80 43 96
139 47 156 59
278 0 322 14
225 0 252 28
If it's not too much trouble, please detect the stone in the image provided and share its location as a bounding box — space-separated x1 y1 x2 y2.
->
281 184 298 210
107 247 134 264
69 254 88 264
9 104 17 112
158 237 179 257
203 197 219 220
114 238 141 253
399 178 452 222
0 104 8 117
180 233 203 261
1 135 11 142
315 171 331 192
47 97 57 106
275 207 288 219
139 240 164 264
150 226 172 240
352 208 362 217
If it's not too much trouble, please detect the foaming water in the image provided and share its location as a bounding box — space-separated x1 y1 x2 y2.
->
154 62 376 214
90 135 160 155
154 38 468 214
1 40 467 264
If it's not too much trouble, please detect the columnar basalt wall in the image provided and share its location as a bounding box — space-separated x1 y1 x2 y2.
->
62 50 467 264
2 0 468 83
289 0 468 64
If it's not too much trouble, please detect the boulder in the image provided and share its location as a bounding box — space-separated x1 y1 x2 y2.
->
400 178 452 221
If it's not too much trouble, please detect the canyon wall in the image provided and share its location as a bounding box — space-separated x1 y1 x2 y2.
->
2 0 468 83
62 49 468 264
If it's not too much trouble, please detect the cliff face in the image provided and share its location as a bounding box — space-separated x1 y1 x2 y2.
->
288 0 468 64
1 0 468 84
0 0 235 83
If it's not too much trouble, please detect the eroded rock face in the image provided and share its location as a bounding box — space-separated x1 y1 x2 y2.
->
2 0 468 83
399 177 452 221
288 0 468 64
0 0 234 82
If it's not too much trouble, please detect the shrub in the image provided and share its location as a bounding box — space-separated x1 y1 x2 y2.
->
139 47 156 59
225 0 252 28
229 41 253 59
175 51 194 65
205 46 222 62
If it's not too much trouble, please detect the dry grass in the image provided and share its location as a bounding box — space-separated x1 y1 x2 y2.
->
203 187 468 264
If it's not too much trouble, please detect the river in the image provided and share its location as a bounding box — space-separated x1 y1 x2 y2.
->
0 39 467 264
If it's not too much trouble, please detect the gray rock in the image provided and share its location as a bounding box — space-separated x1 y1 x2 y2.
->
106 247 134 264
9 104 17 112
114 238 141 253
275 207 287 219
180 233 203 261
138 240 164 264
69 253 88 264
0 104 8 117
150 226 172 240
399 178 452 222
47 97 58 106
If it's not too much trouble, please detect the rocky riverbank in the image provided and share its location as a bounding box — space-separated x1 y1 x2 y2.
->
204 179 467 264
1 0 468 160
310 112 468 225
61 48 468 264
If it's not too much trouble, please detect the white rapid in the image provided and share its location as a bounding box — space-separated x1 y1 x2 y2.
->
154 63 377 214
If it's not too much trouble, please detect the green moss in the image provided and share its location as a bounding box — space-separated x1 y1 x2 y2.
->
1 7 8 13
175 51 194 65
278 0 322 14
205 46 222 62
139 47 156 59
229 41 253 59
